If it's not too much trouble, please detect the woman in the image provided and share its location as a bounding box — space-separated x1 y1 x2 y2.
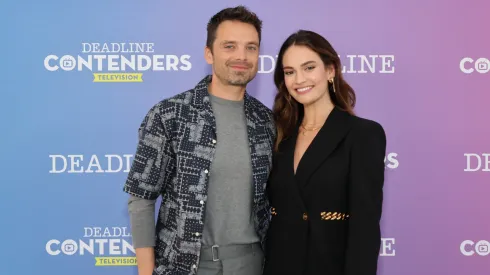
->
263 30 387 275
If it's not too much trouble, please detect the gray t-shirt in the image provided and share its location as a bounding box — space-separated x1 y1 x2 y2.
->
200 93 258 247
127 93 258 248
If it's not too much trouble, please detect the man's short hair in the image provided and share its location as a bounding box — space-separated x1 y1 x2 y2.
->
206 5 263 51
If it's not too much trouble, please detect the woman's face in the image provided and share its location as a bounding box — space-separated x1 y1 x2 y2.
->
281 45 334 106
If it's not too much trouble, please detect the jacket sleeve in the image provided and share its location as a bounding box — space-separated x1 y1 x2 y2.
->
344 120 387 275
123 103 176 200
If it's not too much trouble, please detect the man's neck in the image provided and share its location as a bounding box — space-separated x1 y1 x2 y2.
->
208 75 246 101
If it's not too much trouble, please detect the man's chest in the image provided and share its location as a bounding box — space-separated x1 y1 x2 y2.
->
172 109 273 160
166 108 273 198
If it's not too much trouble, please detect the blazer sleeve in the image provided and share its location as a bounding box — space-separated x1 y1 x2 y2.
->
344 120 387 275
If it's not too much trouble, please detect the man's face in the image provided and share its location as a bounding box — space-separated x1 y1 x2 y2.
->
205 20 260 86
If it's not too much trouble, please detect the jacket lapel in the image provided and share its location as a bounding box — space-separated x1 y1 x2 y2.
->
283 131 308 212
194 76 217 130
244 93 263 205
295 107 354 187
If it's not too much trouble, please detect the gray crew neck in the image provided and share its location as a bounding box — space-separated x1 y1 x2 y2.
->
209 93 244 107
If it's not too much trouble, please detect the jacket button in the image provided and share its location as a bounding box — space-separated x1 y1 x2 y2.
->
303 213 308 220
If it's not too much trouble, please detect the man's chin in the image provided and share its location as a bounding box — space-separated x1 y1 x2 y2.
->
228 79 250 86
226 75 252 86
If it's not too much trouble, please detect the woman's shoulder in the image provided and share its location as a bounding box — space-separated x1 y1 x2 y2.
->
346 112 386 142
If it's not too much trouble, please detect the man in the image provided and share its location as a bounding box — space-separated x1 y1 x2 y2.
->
123 6 275 275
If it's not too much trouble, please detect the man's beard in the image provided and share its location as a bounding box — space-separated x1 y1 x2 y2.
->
214 61 256 86
225 70 253 86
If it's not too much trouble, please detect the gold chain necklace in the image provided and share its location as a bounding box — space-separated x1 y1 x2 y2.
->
300 124 322 136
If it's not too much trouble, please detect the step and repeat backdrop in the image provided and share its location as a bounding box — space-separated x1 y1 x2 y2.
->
2 0 489 274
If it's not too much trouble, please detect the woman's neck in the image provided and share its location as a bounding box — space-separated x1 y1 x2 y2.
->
301 97 335 127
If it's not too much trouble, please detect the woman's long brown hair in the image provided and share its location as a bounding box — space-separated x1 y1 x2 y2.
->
273 30 356 151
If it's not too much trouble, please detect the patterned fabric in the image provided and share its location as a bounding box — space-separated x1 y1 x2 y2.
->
123 75 276 275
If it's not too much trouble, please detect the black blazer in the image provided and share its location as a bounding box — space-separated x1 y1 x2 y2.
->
263 107 387 275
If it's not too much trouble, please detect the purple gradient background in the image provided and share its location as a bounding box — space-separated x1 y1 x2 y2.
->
1 0 489 274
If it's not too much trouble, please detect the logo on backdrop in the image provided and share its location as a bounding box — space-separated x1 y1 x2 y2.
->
460 240 490 256
380 238 396 256
48 153 397 173
464 153 490 172
385 152 399 169
46 226 136 266
460 57 490 74
258 54 395 74
44 42 192 82
49 154 133 174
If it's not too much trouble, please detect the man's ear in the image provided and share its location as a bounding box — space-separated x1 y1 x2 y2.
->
204 46 213 65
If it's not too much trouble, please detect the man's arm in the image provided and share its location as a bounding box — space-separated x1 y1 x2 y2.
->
128 195 157 275
135 247 155 275
123 103 176 274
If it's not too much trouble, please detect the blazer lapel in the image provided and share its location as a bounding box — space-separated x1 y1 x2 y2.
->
295 107 354 186
281 131 308 212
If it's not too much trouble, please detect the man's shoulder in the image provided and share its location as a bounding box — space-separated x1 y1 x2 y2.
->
148 88 199 118
246 94 273 122
150 75 211 114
